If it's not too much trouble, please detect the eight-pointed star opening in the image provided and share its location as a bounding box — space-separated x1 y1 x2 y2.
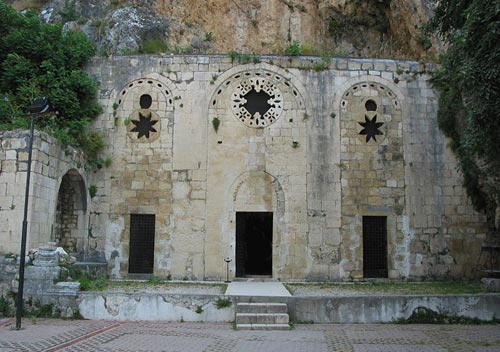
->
131 111 158 139
242 89 272 117
358 115 384 142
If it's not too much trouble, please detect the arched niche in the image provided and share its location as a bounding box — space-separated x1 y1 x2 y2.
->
53 169 87 254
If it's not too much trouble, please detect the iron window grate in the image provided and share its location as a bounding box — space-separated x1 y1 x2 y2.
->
363 216 388 278
129 214 155 274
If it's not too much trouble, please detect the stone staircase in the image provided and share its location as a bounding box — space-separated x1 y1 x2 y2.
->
235 302 290 330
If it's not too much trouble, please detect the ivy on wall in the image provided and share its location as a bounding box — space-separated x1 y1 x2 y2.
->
428 0 500 222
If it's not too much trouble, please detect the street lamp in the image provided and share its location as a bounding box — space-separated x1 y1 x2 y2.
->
16 97 50 330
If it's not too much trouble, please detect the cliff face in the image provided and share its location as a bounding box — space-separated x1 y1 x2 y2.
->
156 0 438 59
9 0 439 60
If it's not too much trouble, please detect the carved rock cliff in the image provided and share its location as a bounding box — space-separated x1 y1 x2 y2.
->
9 0 439 59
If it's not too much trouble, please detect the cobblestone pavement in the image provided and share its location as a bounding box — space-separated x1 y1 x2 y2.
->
1 318 499 352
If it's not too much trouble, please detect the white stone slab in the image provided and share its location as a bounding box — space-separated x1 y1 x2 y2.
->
225 282 291 297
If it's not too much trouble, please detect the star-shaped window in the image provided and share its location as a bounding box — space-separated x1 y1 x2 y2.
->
243 89 272 117
358 115 384 142
131 111 158 139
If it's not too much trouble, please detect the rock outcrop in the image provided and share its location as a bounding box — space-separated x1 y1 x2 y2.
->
9 0 439 61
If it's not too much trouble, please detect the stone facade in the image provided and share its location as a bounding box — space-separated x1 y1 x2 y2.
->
0 130 88 255
0 55 490 281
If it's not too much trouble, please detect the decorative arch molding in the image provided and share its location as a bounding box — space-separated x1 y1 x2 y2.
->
334 75 406 114
222 170 287 278
208 63 311 129
114 74 178 142
337 76 404 145
228 170 285 214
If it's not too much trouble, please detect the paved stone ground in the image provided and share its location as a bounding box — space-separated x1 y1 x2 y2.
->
1 318 500 351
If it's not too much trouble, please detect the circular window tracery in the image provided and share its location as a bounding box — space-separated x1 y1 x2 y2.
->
231 77 284 128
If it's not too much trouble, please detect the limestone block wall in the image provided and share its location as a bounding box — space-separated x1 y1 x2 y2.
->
82 55 489 281
0 130 88 255
403 78 488 279
337 78 405 280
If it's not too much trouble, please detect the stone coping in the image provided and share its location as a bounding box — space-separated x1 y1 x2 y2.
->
76 291 500 323
90 54 437 73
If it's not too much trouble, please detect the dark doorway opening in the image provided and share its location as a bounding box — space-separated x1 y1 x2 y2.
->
129 214 155 274
236 212 273 277
363 216 388 278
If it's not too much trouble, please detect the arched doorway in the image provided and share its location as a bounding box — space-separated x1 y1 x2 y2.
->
54 169 87 254
236 211 273 277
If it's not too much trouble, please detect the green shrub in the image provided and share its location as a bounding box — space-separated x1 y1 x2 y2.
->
79 277 109 291
300 43 320 55
214 298 232 309
285 41 301 56
89 185 97 198
204 32 214 42
228 50 239 62
139 39 168 54
68 266 108 291
212 117 221 133
394 307 497 325
313 62 328 72
0 2 103 164
147 276 164 284
104 156 112 168
0 295 11 316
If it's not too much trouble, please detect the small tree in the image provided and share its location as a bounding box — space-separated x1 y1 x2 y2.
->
0 1 103 161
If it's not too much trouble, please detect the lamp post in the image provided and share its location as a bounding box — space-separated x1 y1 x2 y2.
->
16 97 50 330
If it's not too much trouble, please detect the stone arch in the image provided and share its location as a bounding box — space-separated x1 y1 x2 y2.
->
340 80 402 145
229 170 285 214
335 75 406 121
53 169 87 254
115 75 177 143
222 170 286 277
208 64 310 131
336 76 406 279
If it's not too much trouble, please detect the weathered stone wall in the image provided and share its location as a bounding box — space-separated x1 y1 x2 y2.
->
84 54 489 281
77 291 500 323
403 79 488 279
0 130 88 254
0 55 489 281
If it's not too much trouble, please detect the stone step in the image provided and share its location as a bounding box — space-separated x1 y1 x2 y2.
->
235 302 290 330
236 313 289 324
236 323 290 331
236 302 288 314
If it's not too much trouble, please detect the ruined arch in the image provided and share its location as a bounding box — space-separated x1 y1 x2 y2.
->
53 169 87 254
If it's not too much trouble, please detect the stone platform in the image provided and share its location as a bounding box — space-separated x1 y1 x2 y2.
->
76 289 500 323
225 282 291 297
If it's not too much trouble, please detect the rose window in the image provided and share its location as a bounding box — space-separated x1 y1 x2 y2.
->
231 77 283 127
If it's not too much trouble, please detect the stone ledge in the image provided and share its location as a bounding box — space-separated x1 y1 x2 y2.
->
236 323 290 330
481 278 500 292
